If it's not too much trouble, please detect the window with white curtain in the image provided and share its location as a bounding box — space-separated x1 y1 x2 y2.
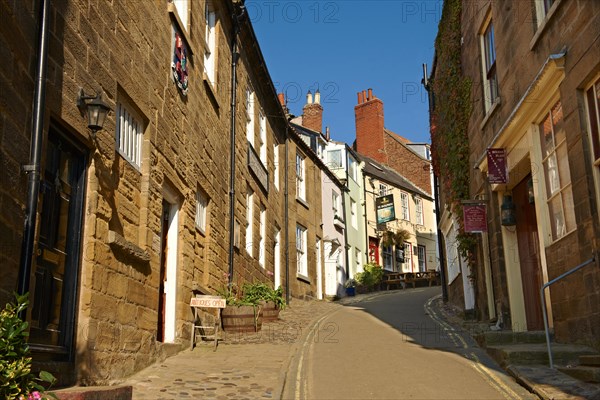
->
204 1 217 85
116 101 144 168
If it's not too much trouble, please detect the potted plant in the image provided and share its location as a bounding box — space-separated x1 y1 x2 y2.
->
242 282 286 322
344 278 357 296
219 284 263 333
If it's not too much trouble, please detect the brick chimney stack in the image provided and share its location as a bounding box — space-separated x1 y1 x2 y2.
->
355 88 386 163
302 90 323 133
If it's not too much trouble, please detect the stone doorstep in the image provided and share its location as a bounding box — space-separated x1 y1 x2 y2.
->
507 365 600 400
581 355 600 367
475 330 550 347
53 385 132 400
485 343 597 368
558 365 600 384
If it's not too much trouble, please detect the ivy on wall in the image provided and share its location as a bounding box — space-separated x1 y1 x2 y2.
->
430 0 477 271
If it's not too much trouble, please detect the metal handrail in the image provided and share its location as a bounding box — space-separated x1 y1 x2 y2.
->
541 255 597 368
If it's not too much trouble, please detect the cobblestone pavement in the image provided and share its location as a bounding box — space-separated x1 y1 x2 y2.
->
124 299 342 400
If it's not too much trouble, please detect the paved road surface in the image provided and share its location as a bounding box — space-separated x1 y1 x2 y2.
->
284 287 537 400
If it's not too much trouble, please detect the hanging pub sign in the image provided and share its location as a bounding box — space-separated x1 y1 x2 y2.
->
172 30 189 96
395 248 405 263
376 194 395 225
487 148 507 184
463 204 487 233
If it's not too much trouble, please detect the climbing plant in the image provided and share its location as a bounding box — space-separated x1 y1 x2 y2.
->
430 0 476 271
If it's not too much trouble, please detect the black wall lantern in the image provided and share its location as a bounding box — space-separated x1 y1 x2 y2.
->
501 194 516 226
77 88 111 136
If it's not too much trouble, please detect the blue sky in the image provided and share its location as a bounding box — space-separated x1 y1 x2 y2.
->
249 0 443 146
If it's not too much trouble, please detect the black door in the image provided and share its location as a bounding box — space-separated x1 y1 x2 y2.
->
29 126 87 371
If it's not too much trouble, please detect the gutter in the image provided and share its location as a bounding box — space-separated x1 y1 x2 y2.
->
18 0 51 297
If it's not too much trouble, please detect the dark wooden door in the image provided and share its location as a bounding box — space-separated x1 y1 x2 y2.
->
514 175 544 331
30 127 86 364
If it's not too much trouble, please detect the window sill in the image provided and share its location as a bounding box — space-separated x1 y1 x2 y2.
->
296 274 310 284
296 197 309 209
530 0 562 51
195 226 206 237
480 98 501 131
116 150 142 174
203 72 219 108
168 4 194 56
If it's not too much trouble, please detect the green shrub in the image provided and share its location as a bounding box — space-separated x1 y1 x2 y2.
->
355 263 384 290
241 282 286 310
0 293 56 399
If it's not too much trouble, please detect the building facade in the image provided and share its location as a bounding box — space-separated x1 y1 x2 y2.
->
431 0 600 347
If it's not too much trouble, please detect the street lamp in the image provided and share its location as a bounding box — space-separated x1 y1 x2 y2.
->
77 88 111 136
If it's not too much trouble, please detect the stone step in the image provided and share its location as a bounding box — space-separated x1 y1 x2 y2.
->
54 385 132 400
558 365 600 384
580 354 600 367
475 330 550 347
486 343 597 368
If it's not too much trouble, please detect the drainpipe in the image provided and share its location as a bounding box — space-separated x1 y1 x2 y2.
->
18 0 51 297
422 63 448 302
284 127 290 304
362 172 370 265
343 150 350 278
227 4 245 287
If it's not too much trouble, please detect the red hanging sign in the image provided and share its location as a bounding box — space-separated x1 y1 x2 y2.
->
463 204 487 233
487 148 507 184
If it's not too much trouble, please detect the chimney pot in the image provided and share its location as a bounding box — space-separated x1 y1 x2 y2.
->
326 126 330 140
306 90 313 105
368 88 373 101
362 90 367 102
277 93 285 106
357 92 362 104
314 90 321 104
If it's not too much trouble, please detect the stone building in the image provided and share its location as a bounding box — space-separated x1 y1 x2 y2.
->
431 0 600 347
0 0 323 386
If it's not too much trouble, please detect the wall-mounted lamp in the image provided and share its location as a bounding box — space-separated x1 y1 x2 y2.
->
77 88 111 136
501 195 516 226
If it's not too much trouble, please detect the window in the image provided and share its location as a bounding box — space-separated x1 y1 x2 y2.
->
480 19 499 112
296 152 306 200
259 205 266 267
204 1 216 85
415 197 424 225
273 143 280 191
195 190 208 233
259 112 267 164
355 248 361 272
417 245 426 272
332 191 340 215
403 243 412 270
350 199 357 228
400 192 410 221
172 0 189 30
246 189 254 255
327 149 342 169
378 184 388 197
246 89 255 146
348 155 357 181
296 225 307 276
535 0 556 27
540 100 575 240
382 245 393 271
585 77 600 221
116 101 144 168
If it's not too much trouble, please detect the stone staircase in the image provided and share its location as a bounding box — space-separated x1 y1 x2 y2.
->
475 330 598 368
559 355 600 384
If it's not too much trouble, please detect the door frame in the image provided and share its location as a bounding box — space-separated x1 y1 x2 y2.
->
160 185 180 343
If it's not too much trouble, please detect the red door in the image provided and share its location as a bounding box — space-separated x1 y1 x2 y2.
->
514 175 544 330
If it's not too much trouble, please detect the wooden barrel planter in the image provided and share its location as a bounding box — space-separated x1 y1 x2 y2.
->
261 301 280 322
221 305 262 332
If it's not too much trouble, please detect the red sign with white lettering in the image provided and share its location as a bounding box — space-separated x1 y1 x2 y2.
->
487 148 507 184
463 204 487 233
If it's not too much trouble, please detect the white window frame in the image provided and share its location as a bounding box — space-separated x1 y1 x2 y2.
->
259 111 267 164
417 245 426 272
355 247 361 272
415 197 424 225
348 155 357 181
378 184 388 197
259 204 266 267
479 17 499 113
332 191 339 215
204 1 217 86
296 152 306 201
327 149 342 169
173 0 189 31
403 242 412 271
534 0 557 28
350 199 357 229
246 89 255 147
296 225 307 277
116 101 144 169
195 189 208 233
540 100 575 241
382 245 393 271
584 76 600 225
246 189 254 256
273 143 280 191
400 192 410 221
